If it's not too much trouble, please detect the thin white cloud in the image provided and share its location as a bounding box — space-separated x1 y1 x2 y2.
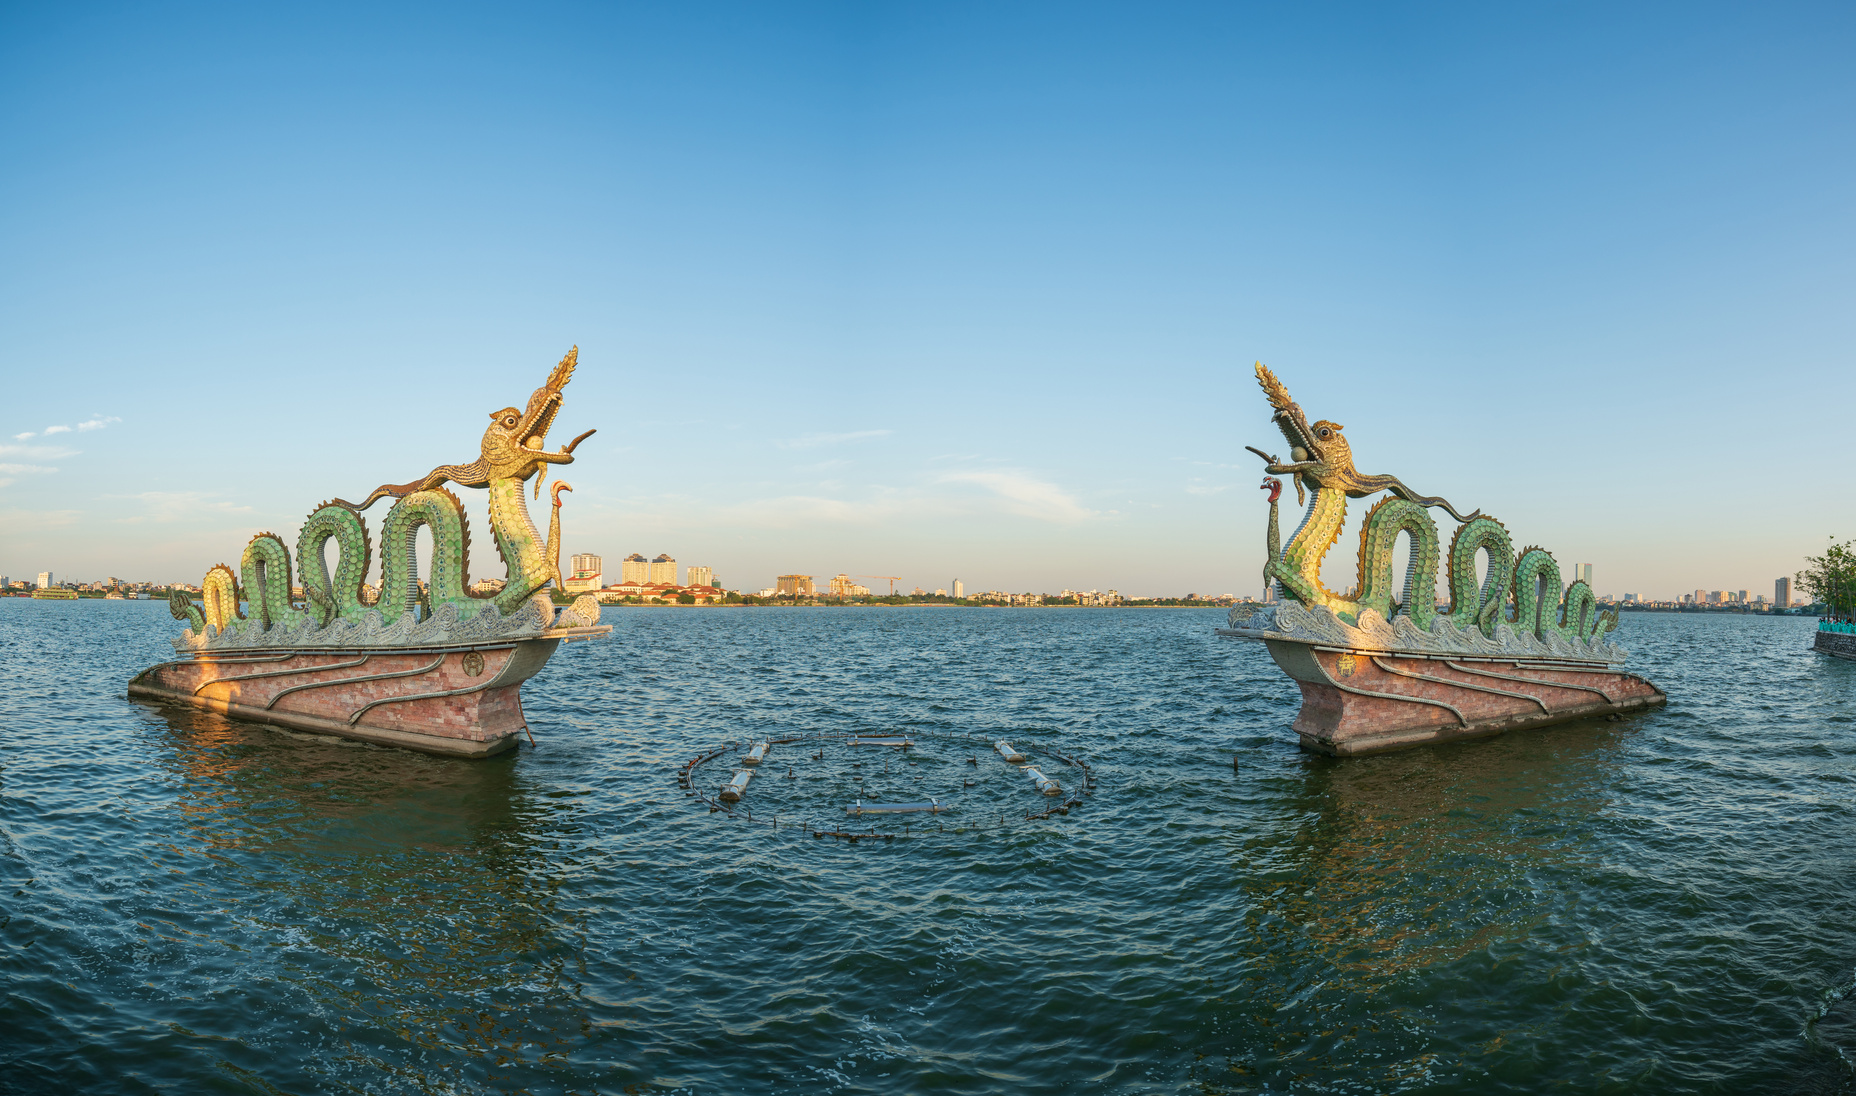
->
14 416 116 442
0 443 79 460
0 508 81 529
110 491 256 524
0 463 59 488
937 470 1096 523
617 465 1093 532
0 443 76 486
718 494 908 528
775 429 892 450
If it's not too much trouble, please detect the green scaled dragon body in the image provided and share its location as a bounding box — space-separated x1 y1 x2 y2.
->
1248 363 1615 643
170 349 595 641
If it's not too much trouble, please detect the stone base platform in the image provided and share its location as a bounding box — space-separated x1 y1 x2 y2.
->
1244 637 1666 757
1814 629 1856 662
127 635 586 758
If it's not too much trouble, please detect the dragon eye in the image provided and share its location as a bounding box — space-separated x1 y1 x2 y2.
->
1318 428 1330 438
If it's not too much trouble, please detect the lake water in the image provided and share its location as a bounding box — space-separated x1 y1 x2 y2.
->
3 600 1854 1094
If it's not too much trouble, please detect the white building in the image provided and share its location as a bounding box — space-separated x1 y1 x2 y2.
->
688 565 715 588
620 553 649 583
827 574 870 598
563 552 603 594
37 571 52 589
649 554 677 586
953 578 963 599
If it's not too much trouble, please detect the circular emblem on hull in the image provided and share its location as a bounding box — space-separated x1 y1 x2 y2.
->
461 651 486 677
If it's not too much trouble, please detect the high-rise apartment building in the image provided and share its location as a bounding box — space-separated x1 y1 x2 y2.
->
562 552 603 594
36 571 52 589
688 565 714 588
826 574 870 598
649 554 677 585
1573 563 1593 588
620 553 649 583
1777 576 1792 608
776 574 815 597
953 579 964 599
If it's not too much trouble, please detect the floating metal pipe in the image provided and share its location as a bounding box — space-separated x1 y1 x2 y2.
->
1023 766 1060 796
719 769 753 802
846 798 946 816
995 740 1026 763
744 741 771 766
850 736 913 748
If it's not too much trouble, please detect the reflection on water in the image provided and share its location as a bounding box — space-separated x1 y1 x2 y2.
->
1219 720 1628 1087
7 601 1856 1093
145 702 595 1093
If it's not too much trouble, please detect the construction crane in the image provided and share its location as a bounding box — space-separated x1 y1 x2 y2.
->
858 575 904 596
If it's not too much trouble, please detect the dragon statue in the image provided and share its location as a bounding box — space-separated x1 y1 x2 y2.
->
167 348 601 647
1244 362 1616 644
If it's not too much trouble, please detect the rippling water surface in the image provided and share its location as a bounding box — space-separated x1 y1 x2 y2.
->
4 601 1856 1094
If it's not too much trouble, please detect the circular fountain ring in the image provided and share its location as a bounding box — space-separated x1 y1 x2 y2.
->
674 731 1098 842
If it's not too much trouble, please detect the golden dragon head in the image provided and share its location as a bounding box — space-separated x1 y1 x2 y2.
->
481 347 587 482
1253 362 1477 519
342 347 596 511
1255 362 1351 471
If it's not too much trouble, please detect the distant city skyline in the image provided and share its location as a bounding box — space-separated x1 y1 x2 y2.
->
3 7 1852 594
2 554 1818 608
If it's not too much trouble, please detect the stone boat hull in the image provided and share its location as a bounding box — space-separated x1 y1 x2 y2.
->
1229 633 1666 756
127 636 579 758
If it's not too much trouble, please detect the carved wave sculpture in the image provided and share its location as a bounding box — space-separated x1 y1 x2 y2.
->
1223 363 1665 756
1226 602 1630 664
128 349 612 758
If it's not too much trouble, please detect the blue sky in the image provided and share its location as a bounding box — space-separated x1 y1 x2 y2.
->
3 3 1852 599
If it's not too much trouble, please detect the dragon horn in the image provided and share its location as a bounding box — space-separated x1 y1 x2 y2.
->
1255 362 1295 414
546 346 578 392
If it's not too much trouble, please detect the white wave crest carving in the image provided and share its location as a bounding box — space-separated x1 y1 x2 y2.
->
1224 601 1628 663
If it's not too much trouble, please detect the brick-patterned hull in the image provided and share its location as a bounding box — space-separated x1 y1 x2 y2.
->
1260 639 1666 756
126 639 565 757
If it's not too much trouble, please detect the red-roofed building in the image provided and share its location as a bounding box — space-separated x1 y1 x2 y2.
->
596 581 723 604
